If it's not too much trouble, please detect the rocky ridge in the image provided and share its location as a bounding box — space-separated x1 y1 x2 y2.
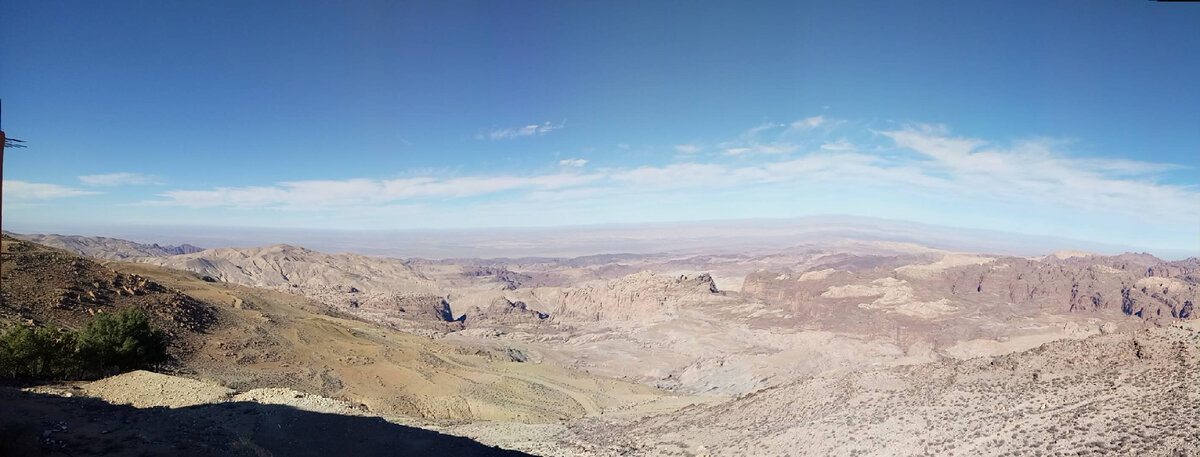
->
0 236 216 340
549 272 719 322
6 232 203 259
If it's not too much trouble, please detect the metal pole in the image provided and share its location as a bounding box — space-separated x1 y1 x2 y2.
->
2 98 6 233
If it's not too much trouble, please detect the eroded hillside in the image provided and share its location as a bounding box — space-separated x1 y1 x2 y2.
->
1 237 704 426
498 322 1200 456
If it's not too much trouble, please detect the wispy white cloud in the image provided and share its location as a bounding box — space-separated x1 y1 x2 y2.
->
819 139 855 152
141 120 1193 235
674 144 701 154
790 115 826 130
479 120 565 140
722 142 799 156
149 173 603 209
3 181 100 201
783 115 846 136
558 158 588 167
877 125 1192 220
79 172 162 186
742 122 785 138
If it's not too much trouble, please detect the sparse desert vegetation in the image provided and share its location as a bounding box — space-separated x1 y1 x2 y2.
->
0 308 168 380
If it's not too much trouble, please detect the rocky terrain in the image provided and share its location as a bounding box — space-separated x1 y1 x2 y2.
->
2 233 1196 456
0 235 216 348
0 237 705 425
41 235 1195 397
547 272 719 322
527 321 1200 456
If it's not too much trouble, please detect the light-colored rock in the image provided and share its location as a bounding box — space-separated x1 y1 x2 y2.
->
82 370 234 408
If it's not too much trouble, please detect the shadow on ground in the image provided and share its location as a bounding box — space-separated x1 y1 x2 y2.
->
0 388 535 456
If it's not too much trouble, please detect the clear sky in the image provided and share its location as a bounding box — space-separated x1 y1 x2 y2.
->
1 1 1195 253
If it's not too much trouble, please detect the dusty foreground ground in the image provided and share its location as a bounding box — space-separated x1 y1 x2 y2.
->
5 322 1195 457
490 322 1198 456
0 380 529 457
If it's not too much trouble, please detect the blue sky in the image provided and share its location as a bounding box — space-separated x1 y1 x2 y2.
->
1 1 1195 253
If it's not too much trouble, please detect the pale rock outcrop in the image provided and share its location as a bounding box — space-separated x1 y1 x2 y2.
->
462 296 548 325
550 271 719 322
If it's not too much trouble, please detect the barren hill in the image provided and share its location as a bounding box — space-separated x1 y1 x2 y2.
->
5 232 202 259
140 244 471 334
0 235 215 349
1 236 698 426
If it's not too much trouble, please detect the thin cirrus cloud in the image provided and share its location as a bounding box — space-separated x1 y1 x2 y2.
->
790 115 826 130
673 144 701 154
558 158 588 167
722 142 799 156
78 172 162 186
478 120 565 140
2 180 99 201
140 119 1191 231
149 173 604 209
819 139 855 152
876 126 1192 220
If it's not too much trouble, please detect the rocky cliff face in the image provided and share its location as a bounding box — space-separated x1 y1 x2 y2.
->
550 271 719 322
939 256 1195 323
357 294 453 321
461 297 548 326
741 253 1197 330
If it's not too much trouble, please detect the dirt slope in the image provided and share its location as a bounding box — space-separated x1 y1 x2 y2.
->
2 236 692 424
0 236 215 353
544 323 1200 456
0 387 532 457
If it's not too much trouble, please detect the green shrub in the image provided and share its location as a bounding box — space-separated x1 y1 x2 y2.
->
0 308 169 380
75 308 169 377
0 326 76 379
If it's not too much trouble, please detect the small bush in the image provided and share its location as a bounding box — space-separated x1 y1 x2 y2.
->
75 308 169 377
0 308 169 380
0 326 77 379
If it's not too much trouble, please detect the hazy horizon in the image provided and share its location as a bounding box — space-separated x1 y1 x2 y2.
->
4 214 1191 261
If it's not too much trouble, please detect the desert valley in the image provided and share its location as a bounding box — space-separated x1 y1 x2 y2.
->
2 3 1196 455
1 229 1195 456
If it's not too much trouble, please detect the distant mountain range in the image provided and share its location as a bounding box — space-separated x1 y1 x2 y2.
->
3 232 204 259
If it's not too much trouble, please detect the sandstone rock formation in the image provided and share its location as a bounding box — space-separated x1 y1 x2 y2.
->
462 296 548 326
550 271 719 322
743 252 1197 329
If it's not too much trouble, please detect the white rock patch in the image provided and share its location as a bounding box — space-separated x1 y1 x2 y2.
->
823 278 958 318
